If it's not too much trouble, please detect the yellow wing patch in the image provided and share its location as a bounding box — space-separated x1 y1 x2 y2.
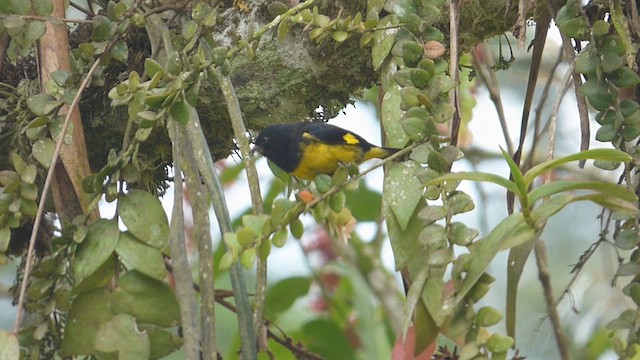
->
342 133 360 145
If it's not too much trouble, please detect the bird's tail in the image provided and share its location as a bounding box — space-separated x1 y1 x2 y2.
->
364 146 401 161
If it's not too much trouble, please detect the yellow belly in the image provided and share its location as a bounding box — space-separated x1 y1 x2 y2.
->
291 142 363 179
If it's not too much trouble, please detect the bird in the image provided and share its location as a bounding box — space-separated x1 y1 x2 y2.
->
250 122 401 180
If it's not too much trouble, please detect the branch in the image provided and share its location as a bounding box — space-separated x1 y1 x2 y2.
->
184 108 257 360
216 72 267 338
178 117 219 359
168 122 201 359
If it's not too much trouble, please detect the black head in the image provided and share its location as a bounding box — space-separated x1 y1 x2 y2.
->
249 123 299 172
251 124 281 157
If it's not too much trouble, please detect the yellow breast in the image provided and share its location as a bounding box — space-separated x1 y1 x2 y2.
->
291 142 363 179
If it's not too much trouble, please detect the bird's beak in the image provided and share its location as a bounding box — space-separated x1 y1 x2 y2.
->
249 145 261 157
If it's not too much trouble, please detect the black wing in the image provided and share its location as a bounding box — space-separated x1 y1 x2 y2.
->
300 123 372 149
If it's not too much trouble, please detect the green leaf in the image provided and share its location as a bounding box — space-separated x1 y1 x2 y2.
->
595 123 618 142
384 162 423 230
33 0 53 15
32 138 55 168
73 254 117 294
74 219 119 284
528 180 637 203
116 231 166 281
95 314 150 360
24 20 46 43
575 193 640 217
417 205 446 223
332 30 349 42
92 15 112 41
530 193 576 223
609 66 640 88
371 14 398 70
506 240 536 339
169 99 190 124
386 200 428 271
600 52 622 73
523 149 632 186
112 270 180 327
476 306 503 327
119 190 170 254
26 93 61 116
580 78 612 111
448 191 475 215
2 15 25 29
300 319 356 360
426 171 519 195
144 58 164 78
345 184 382 221
110 39 128 63
49 115 74 145
0 227 9 252
449 222 479 246
138 325 183 360
402 266 429 338
60 289 113 357
615 229 639 250
265 277 312 318
422 278 445 326
575 47 599 74
413 299 439 354
381 86 410 148
0 331 19 360
50 70 70 86
454 213 527 306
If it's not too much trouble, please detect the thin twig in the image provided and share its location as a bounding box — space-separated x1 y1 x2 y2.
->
70 1 94 16
526 47 564 169
12 0 146 331
534 240 571 360
472 44 514 154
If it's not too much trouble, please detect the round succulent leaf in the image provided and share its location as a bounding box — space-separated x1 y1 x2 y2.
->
592 19 610 37
601 35 626 56
580 78 612 111
601 52 622 73
595 123 618 142
575 47 600 74
609 66 640 89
